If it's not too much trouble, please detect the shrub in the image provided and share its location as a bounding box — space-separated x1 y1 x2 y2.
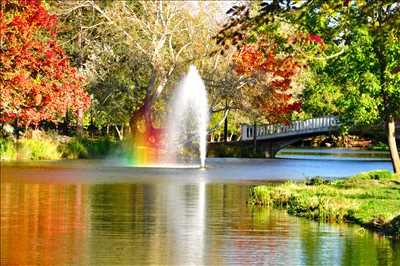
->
60 136 121 159
368 142 389 151
208 143 265 158
0 138 16 160
81 136 119 158
351 170 395 180
19 138 61 160
61 139 88 159
1 130 123 160
306 176 329 186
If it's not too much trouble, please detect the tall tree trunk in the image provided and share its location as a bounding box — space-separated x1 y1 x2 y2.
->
253 123 257 155
76 108 83 135
228 132 234 142
15 115 20 160
387 116 400 174
90 110 94 138
129 73 168 141
130 104 149 138
115 125 123 141
64 108 69 135
129 69 158 139
223 114 228 143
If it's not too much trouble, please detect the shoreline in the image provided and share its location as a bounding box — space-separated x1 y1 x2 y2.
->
248 170 400 239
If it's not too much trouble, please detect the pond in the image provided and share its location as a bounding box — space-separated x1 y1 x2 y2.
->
1 154 399 265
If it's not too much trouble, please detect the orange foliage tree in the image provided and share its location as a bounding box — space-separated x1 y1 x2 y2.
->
216 3 325 123
233 44 303 123
0 0 89 126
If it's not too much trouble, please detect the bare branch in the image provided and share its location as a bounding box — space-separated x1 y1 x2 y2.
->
53 0 92 15
175 42 191 62
89 1 148 55
168 34 175 60
318 48 345 60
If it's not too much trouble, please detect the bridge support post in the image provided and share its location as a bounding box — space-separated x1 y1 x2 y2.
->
253 123 257 155
266 142 277 158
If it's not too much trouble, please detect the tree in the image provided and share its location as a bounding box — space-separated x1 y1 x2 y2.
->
232 44 303 123
296 0 400 173
52 1 226 146
216 1 400 173
0 0 89 128
214 3 324 124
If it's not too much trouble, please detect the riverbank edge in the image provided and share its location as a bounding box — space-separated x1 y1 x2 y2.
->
0 134 123 161
248 170 400 238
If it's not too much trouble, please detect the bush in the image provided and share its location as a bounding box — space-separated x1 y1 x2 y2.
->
0 138 16 160
208 143 265 158
351 170 395 180
368 142 389 151
19 138 61 160
1 130 123 160
306 176 329 186
386 215 400 237
60 136 121 159
80 136 119 158
61 139 88 159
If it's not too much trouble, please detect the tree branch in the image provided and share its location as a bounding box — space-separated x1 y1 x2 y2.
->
89 1 148 55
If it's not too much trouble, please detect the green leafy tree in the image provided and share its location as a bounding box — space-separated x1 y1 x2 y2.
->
298 0 400 173
52 1 230 144
216 0 400 173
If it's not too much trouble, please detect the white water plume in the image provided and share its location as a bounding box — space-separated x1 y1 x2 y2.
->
164 65 209 167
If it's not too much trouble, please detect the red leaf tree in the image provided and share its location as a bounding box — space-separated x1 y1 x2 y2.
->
233 44 303 123
0 0 89 126
231 30 324 123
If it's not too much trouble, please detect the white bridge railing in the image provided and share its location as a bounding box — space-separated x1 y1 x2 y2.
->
241 116 340 141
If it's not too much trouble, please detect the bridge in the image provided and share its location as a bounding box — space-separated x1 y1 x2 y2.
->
241 116 341 142
209 116 400 158
238 116 341 157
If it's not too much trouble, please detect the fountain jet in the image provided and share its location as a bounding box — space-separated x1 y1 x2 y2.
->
164 65 209 168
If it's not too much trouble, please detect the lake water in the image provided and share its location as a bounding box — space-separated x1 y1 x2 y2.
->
1 153 399 265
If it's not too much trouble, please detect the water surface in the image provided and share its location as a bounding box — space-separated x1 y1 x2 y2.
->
278 148 390 160
1 157 398 265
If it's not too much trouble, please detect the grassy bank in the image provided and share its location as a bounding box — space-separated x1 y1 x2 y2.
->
0 132 121 160
248 170 400 238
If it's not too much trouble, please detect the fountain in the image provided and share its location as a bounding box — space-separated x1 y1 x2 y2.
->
164 65 209 168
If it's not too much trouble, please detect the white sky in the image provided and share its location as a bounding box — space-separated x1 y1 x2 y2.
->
184 1 245 22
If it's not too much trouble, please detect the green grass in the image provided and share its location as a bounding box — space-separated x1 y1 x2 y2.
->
19 138 61 160
1 136 60 160
0 138 17 160
248 170 400 238
1 132 121 160
368 142 389 151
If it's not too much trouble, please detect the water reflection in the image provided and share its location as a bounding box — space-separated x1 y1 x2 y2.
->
1 183 88 265
1 181 399 265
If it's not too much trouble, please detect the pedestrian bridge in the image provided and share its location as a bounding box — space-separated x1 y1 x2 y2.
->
241 116 341 141
209 116 398 158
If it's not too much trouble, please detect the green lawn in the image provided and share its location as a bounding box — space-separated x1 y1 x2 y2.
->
248 170 400 238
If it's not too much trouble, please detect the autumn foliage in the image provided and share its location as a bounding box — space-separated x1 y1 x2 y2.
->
0 0 89 126
234 44 302 122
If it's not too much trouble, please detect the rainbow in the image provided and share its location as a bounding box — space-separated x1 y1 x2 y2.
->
126 125 166 166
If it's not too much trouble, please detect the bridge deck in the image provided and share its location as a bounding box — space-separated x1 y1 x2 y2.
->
241 116 341 141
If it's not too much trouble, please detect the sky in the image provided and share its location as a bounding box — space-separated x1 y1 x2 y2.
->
184 0 245 22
